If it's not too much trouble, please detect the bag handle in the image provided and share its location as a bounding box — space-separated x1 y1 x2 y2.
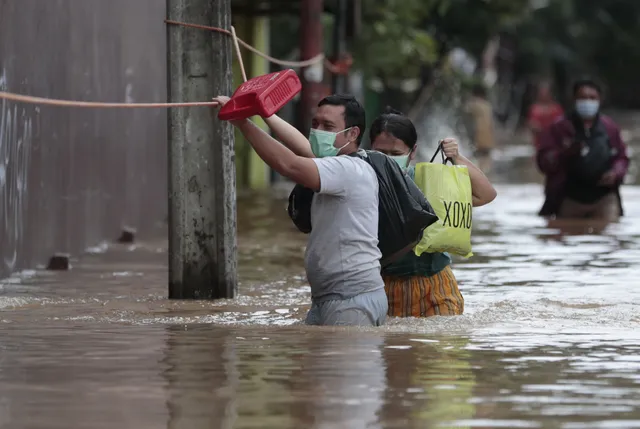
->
429 140 454 165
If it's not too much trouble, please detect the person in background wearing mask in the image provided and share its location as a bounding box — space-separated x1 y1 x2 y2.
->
370 108 496 317
213 93 388 327
527 81 564 149
536 79 629 221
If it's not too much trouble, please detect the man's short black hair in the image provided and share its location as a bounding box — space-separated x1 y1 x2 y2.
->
572 78 602 97
317 94 366 146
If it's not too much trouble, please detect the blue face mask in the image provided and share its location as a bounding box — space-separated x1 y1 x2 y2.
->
575 99 600 119
389 154 410 170
309 128 352 158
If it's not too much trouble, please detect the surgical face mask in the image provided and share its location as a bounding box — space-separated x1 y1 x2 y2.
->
575 99 600 119
309 128 352 158
389 154 410 170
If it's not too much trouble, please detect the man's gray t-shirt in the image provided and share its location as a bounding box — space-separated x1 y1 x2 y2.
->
305 153 384 301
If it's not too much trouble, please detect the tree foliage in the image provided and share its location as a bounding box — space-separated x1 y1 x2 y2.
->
514 0 640 106
353 0 441 81
353 0 532 82
266 0 640 107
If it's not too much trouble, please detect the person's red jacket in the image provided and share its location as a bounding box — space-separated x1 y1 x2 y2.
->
536 113 630 216
528 102 564 148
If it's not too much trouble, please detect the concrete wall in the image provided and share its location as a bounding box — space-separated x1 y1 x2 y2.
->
0 0 168 278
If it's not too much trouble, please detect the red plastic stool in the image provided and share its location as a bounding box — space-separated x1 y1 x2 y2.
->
217 69 301 121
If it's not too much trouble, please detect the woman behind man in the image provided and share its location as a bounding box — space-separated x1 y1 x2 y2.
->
370 108 497 317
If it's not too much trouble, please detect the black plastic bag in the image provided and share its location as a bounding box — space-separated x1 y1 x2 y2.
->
355 151 438 265
287 151 438 266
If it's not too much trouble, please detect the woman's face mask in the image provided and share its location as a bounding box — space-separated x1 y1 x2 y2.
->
389 146 415 171
389 154 410 170
309 128 352 158
371 131 414 170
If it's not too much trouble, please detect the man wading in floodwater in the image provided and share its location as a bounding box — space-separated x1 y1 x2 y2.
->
537 78 630 221
213 94 388 327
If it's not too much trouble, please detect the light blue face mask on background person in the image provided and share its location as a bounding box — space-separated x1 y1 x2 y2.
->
309 128 352 158
575 99 600 119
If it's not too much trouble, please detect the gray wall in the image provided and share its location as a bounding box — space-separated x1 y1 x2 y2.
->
0 0 168 278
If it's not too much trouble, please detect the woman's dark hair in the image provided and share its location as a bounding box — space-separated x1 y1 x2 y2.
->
369 106 418 150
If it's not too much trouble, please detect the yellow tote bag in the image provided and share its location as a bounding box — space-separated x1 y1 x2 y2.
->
413 151 473 258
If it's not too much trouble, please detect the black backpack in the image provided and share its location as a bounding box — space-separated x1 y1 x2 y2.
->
287 151 438 267
567 113 614 185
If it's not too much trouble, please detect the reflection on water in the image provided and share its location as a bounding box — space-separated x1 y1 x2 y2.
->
2 181 640 428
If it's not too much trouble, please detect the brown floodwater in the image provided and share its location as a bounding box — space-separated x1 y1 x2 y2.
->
1 141 640 428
